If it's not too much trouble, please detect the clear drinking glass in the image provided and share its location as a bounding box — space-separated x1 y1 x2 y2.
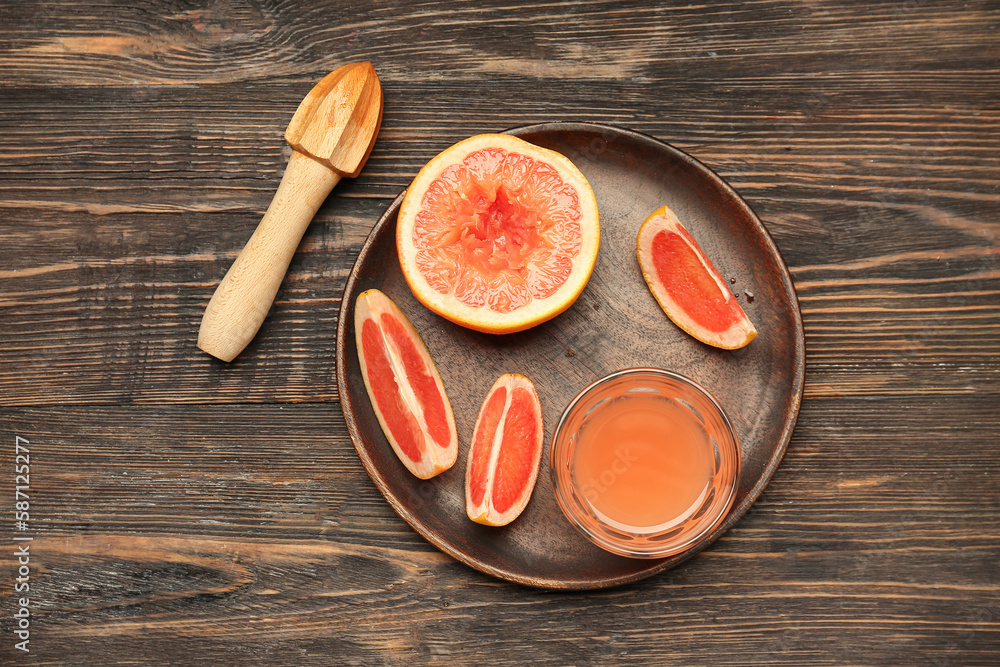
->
550 368 741 558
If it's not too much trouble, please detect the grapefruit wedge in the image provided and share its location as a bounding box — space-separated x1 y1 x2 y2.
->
397 134 600 334
465 374 544 526
354 289 458 479
636 205 757 350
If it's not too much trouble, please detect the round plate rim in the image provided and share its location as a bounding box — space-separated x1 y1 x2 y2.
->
335 121 805 589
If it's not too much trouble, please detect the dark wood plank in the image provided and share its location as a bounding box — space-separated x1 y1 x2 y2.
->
1 0 998 663
1 81 996 404
0 0 997 87
0 396 996 664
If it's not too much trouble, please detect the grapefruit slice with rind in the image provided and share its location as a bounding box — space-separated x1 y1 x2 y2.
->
397 134 600 334
637 205 757 350
354 289 458 479
465 374 544 526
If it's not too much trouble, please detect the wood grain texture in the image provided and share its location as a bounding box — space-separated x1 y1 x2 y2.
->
1 82 995 404
0 397 996 664
0 0 997 664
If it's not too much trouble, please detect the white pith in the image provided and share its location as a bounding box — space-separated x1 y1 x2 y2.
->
375 304 440 466
465 374 542 526
473 376 514 518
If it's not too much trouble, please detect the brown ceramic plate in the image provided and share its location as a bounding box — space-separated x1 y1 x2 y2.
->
336 122 804 589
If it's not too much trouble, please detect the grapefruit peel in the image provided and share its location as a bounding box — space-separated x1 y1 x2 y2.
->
636 205 757 350
354 289 458 479
397 134 600 334
465 374 544 527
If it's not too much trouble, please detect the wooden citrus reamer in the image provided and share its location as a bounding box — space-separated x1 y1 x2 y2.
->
198 62 383 362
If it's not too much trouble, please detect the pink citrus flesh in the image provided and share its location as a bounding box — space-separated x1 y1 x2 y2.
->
636 205 757 350
355 289 458 479
397 134 600 334
465 373 544 526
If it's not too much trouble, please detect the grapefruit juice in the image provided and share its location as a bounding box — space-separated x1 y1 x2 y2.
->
571 395 713 532
550 369 741 558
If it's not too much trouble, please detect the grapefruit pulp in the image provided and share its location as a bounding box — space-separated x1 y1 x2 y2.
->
465 374 544 526
397 134 600 334
354 289 458 479
636 205 757 350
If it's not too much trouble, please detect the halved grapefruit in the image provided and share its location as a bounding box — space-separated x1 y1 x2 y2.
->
354 289 458 479
636 205 757 350
397 134 600 334
465 374 544 526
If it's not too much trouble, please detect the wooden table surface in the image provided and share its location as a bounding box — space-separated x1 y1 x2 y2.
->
1 1 997 664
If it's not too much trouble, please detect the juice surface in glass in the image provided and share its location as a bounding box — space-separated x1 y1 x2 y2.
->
571 394 713 532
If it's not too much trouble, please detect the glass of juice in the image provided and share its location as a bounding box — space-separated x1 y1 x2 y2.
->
550 368 741 558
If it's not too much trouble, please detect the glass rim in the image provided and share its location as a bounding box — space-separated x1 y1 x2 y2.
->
549 367 741 559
